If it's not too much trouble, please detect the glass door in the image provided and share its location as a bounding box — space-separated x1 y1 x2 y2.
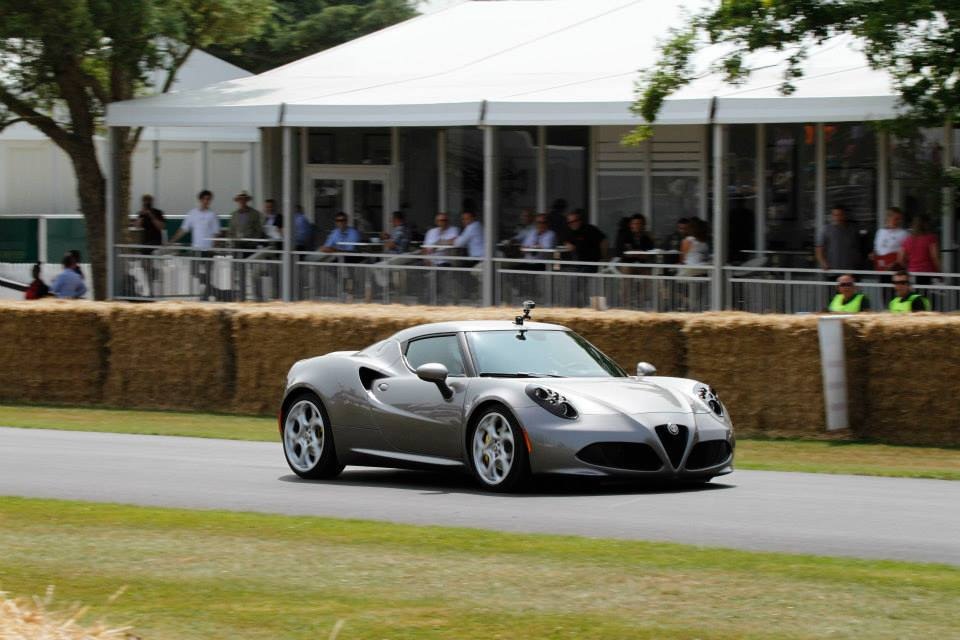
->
304 166 394 243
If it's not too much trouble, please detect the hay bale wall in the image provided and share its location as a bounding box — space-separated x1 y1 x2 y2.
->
104 303 235 412
850 315 960 446
683 313 826 437
0 301 109 405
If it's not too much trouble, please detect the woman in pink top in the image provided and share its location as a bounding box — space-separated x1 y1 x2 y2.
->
898 216 940 283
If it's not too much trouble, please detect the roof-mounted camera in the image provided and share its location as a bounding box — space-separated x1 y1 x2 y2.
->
515 300 536 326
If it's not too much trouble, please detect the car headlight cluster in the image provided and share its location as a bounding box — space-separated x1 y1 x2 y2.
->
693 383 725 417
526 385 578 419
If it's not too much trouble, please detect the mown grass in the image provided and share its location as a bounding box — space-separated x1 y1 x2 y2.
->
0 496 958 639
1 403 959 480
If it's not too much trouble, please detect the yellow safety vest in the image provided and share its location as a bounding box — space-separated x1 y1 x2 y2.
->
829 293 865 313
889 293 931 313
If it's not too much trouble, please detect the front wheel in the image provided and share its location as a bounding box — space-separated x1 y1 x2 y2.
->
468 406 529 492
282 393 344 479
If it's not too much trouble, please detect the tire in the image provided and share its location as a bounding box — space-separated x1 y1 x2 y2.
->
467 405 529 492
281 392 344 479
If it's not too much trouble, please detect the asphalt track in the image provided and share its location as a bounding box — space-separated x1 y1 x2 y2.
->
1 426 957 565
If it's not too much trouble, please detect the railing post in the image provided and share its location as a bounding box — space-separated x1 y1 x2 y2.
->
711 124 727 311
482 125 496 307
281 126 293 302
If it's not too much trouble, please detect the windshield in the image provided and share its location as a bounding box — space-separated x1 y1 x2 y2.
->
466 330 626 378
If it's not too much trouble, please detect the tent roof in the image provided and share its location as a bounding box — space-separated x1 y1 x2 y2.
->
106 0 901 128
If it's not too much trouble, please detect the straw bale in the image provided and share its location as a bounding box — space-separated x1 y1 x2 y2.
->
683 313 826 437
0 301 109 405
230 304 688 414
104 302 235 412
850 314 960 446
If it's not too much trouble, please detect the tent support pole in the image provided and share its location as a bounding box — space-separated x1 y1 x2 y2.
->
282 126 294 302
482 125 496 307
943 120 955 273
711 124 727 311
105 126 119 300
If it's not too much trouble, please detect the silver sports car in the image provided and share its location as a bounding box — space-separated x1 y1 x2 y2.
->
279 303 734 491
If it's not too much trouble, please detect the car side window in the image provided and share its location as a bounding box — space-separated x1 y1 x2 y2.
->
405 335 465 376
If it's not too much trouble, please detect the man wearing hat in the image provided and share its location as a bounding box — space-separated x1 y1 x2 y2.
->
228 190 264 240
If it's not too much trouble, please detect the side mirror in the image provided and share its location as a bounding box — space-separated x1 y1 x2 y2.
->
416 362 453 399
637 362 657 377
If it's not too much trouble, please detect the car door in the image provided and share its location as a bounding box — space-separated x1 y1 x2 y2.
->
367 333 468 460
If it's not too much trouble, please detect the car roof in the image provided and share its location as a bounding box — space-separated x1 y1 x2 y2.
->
391 320 567 343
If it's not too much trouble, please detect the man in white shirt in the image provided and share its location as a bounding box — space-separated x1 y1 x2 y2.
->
422 213 460 265
872 206 909 271
522 214 557 262
453 210 485 260
169 190 221 299
170 190 221 250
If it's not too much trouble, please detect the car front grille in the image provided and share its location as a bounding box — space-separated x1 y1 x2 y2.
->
576 442 663 472
654 423 690 468
685 440 732 470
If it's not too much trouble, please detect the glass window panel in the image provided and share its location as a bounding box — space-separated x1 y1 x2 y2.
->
825 123 876 226
399 128 439 241
727 124 757 262
445 128 484 224
307 128 391 165
651 175 699 244
498 127 538 240
353 180 384 236
891 127 943 227
597 174 643 244
765 124 816 252
546 126 588 223
312 179 345 236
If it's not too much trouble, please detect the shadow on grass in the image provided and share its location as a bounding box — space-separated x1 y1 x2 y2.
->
278 468 734 497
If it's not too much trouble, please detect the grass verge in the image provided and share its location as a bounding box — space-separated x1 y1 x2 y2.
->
1 496 958 640
1 403 958 481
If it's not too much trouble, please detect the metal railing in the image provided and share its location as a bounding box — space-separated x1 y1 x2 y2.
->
114 244 282 301
725 266 960 313
295 252 484 306
495 258 714 311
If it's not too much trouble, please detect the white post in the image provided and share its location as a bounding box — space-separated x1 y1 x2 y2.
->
437 129 447 212
105 126 119 299
201 141 210 188
642 137 653 222
711 124 727 311
876 129 889 231
38 216 48 264
815 123 826 237
482 125 496 306
281 127 294 302
698 124 709 220
755 123 766 252
536 126 547 212
818 315 850 431
588 126 598 225
942 121 955 273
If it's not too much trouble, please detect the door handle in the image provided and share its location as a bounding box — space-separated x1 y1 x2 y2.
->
377 382 389 391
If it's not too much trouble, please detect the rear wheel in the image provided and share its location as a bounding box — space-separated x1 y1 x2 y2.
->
281 393 344 479
468 406 529 492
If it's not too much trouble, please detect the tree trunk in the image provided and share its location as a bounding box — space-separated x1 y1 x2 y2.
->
70 146 107 300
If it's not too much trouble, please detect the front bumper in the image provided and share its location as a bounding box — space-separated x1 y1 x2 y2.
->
516 407 734 479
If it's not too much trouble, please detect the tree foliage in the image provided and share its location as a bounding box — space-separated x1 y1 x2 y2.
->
0 0 273 297
210 0 418 73
631 0 960 140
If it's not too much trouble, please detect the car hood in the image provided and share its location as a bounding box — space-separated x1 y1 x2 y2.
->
534 377 695 415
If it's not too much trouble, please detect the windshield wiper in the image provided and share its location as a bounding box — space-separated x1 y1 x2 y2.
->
479 372 565 378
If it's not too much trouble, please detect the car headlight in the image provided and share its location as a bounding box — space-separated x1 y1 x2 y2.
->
693 383 725 418
526 385 578 419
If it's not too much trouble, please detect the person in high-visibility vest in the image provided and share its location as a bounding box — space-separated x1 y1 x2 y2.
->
889 270 932 312
827 274 871 312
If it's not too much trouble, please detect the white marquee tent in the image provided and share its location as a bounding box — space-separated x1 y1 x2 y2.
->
107 0 901 130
